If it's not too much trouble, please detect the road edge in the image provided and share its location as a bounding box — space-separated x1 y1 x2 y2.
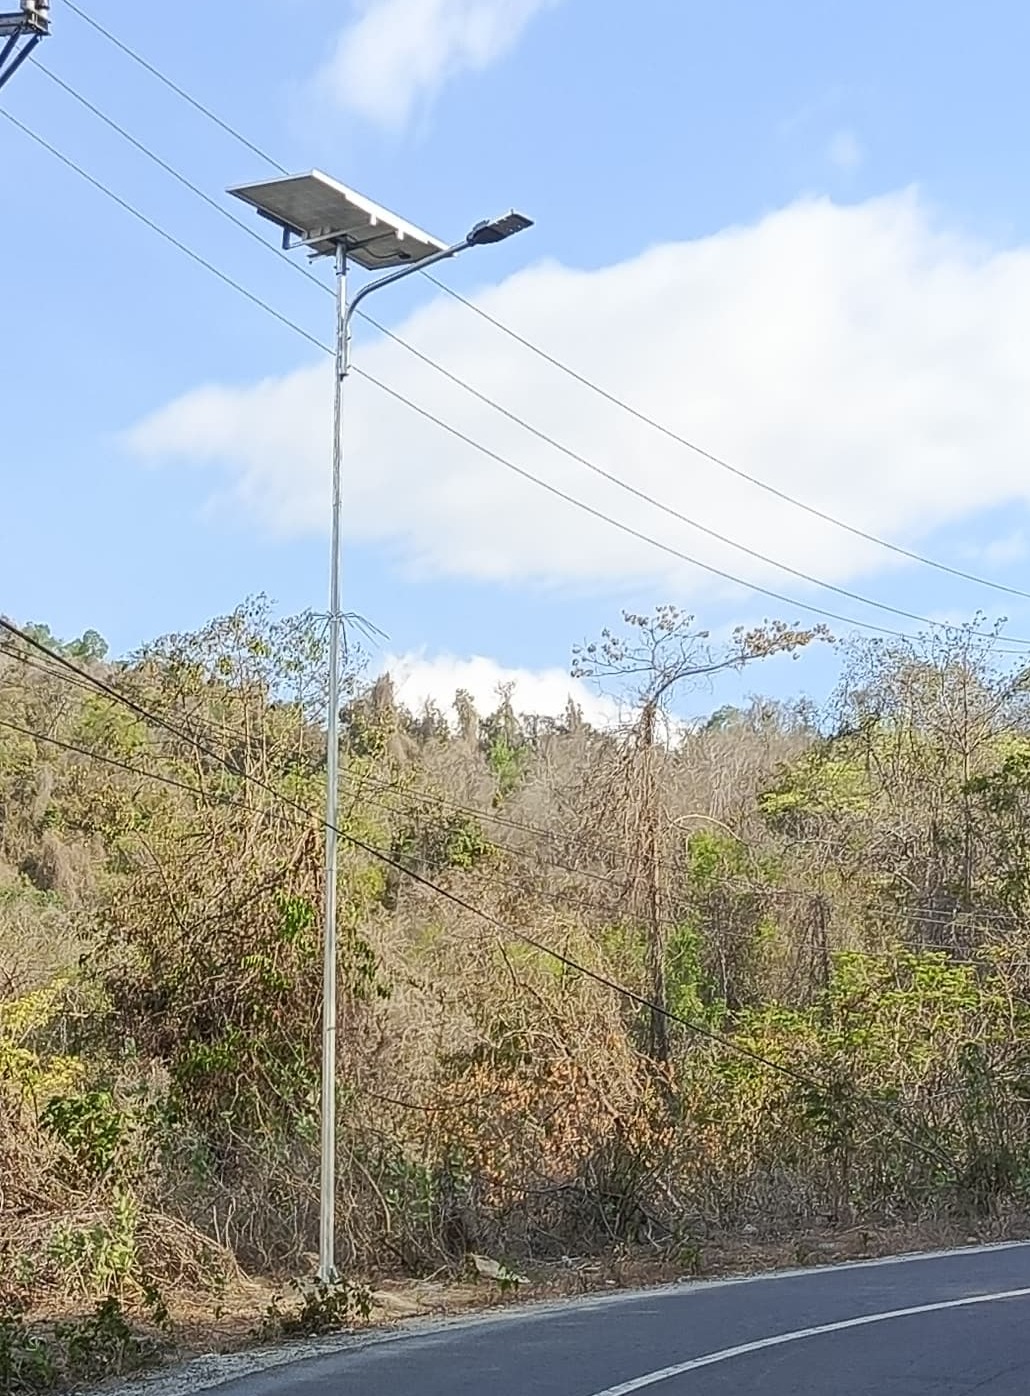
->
100 1237 1030 1396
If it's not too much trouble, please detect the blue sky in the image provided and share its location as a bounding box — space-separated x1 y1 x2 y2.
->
6 0 1030 722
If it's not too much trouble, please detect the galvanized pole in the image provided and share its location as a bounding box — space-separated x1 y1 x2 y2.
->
319 240 347 1285
313 220 528 1286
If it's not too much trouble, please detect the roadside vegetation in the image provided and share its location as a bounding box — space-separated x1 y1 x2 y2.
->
3 597 1030 1387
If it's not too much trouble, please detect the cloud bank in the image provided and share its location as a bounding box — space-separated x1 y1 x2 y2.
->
383 651 621 726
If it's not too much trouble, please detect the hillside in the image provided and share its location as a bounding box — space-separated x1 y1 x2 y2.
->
3 597 1030 1381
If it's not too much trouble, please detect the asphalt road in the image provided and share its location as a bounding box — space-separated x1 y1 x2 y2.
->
205 1242 1030 1395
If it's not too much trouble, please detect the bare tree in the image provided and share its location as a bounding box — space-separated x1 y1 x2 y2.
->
573 607 828 1064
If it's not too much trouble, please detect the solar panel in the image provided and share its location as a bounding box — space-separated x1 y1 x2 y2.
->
228 170 448 270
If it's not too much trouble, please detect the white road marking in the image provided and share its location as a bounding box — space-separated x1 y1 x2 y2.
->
587 1285 1030 1395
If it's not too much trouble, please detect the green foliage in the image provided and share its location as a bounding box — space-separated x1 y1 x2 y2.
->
259 1278 371 1340
392 808 492 875
66 631 109 664
441 814 493 869
665 920 724 1026
966 751 1030 911
47 1188 142 1299
472 1256 524 1296
73 697 145 758
702 705 743 732
19 625 108 664
99 852 390 1141
11 595 1030 1336
40 1091 125 1185
19 623 61 653
486 734 527 797
0 1299 158 1396
341 922 392 1005
685 830 748 889
0 982 83 1099
0 1307 57 1396
759 751 870 829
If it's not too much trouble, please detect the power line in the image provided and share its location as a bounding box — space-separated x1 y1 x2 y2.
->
0 14 987 1166
21 672 1008 1107
0 107 332 356
18 65 1030 648
25 64 895 629
420 274 1030 607
0 709 824 1095
355 367 1030 651
5 638 1016 954
10 701 1010 1139
0 636 632 896
57 0 1030 610
0 626 985 1168
4 620 1008 956
0 709 936 1164
0 618 838 1095
61 0 289 174
354 310 1030 642
0 665 958 1172
8 108 1030 657
32 61 999 642
30 57 331 298
31 63 1030 647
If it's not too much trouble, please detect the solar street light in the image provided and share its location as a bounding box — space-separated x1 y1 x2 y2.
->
229 169 532 1284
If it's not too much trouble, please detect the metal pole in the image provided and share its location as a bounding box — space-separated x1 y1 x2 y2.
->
316 239 459 1287
319 240 347 1285
311 225 516 1283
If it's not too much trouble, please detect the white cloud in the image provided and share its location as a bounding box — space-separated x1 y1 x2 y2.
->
827 128 864 170
382 651 622 726
311 0 560 130
125 190 1030 613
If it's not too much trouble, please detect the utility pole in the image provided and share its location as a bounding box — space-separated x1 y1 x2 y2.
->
0 1 50 91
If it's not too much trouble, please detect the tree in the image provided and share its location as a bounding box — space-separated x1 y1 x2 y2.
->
17 622 108 662
573 607 827 1064
67 629 109 663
